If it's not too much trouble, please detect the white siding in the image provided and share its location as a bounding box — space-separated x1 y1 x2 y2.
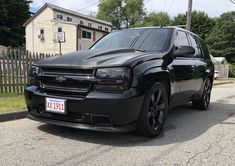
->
25 6 112 54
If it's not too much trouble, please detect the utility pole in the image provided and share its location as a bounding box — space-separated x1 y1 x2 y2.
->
186 0 193 31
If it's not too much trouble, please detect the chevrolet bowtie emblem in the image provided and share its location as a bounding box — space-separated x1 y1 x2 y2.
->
55 75 66 82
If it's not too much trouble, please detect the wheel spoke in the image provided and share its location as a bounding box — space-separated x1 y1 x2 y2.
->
158 110 164 123
147 111 152 118
148 88 166 130
158 103 165 110
155 90 162 105
152 103 165 117
152 117 156 127
151 94 155 104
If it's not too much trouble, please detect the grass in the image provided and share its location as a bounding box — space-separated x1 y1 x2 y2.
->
228 77 235 81
0 93 26 113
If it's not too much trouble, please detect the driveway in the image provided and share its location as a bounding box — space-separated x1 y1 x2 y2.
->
0 83 235 166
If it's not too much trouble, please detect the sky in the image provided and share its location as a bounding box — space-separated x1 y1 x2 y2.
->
30 0 235 18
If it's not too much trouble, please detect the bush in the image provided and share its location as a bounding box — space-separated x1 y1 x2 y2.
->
229 63 235 78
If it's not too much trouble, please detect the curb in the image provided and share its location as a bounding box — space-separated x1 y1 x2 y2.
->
0 109 27 123
213 81 234 86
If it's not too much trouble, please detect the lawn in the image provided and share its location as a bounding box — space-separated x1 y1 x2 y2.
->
0 94 26 113
228 77 235 81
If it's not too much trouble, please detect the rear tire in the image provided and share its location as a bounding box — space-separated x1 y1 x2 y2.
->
192 79 212 110
137 82 168 137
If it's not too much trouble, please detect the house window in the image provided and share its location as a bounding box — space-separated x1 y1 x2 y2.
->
105 27 109 31
57 14 63 20
40 29 44 35
58 27 62 32
88 23 92 27
82 30 92 39
39 29 44 41
80 20 84 25
98 26 102 30
67 16 72 22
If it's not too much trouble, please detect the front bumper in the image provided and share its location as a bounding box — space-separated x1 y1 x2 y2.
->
25 85 144 132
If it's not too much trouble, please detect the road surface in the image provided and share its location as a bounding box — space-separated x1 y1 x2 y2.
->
0 83 235 166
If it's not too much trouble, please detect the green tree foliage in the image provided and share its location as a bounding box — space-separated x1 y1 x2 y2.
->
171 11 215 40
97 0 145 29
0 0 31 47
141 12 170 27
206 12 235 62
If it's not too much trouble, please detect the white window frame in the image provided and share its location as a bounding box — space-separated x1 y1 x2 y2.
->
67 16 72 22
81 30 92 41
98 26 103 30
88 23 92 27
58 27 63 32
57 14 63 20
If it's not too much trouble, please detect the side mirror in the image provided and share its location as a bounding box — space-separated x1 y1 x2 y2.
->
173 46 195 57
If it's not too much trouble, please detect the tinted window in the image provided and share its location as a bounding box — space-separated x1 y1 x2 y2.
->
91 28 170 52
188 34 202 58
134 29 170 52
174 31 189 47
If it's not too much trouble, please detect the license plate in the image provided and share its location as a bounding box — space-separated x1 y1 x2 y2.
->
45 98 66 114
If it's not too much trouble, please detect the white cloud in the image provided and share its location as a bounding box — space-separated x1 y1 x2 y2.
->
30 0 235 17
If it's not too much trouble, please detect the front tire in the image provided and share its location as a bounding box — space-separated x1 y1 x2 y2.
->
137 82 168 137
192 79 212 110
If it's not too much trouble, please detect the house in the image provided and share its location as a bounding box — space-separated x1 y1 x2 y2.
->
210 55 228 65
23 3 112 54
214 57 228 65
210 55 229 79
0 45 7 57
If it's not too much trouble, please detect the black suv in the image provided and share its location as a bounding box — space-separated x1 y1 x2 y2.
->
25 26 214 137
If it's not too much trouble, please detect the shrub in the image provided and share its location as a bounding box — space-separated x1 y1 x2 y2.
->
229 63 235 78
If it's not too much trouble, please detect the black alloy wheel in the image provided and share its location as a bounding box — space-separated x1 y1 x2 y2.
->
137 82 168 137
192 79 212 110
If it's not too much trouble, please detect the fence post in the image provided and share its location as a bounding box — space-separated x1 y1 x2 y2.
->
0 50 3 93
2 49 7 93
19 48 23 93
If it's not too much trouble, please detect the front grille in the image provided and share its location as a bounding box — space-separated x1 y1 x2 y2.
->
39 68 94 95
41 81 90 93
30 105 113 126
41 68 93 76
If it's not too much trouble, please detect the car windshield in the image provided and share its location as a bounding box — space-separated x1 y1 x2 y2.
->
91 28 171 52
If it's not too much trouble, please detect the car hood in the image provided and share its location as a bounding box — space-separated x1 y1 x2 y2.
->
35 48 163 68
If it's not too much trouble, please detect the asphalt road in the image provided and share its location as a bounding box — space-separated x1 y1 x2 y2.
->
1 83 235 166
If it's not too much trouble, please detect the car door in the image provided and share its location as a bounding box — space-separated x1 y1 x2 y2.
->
170 30 196 106
188 34 211 92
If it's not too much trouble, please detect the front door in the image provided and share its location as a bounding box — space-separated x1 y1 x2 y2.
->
170 31 196 107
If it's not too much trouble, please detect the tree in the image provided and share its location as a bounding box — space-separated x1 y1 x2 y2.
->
97 0 145 29
171 11 215 40
0 0 31 47
141 12 171 27
206 12 235 62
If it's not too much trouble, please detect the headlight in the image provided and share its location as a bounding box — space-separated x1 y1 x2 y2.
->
29 65 40 76
95 67 132 91
29 65 40 84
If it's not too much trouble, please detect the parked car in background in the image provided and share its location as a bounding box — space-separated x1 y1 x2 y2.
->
214 70 221 79
25 26 214 137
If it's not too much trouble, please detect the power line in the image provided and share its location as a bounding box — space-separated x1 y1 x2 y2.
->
228 0 235 4
166 0 175 13
77 1 99 11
